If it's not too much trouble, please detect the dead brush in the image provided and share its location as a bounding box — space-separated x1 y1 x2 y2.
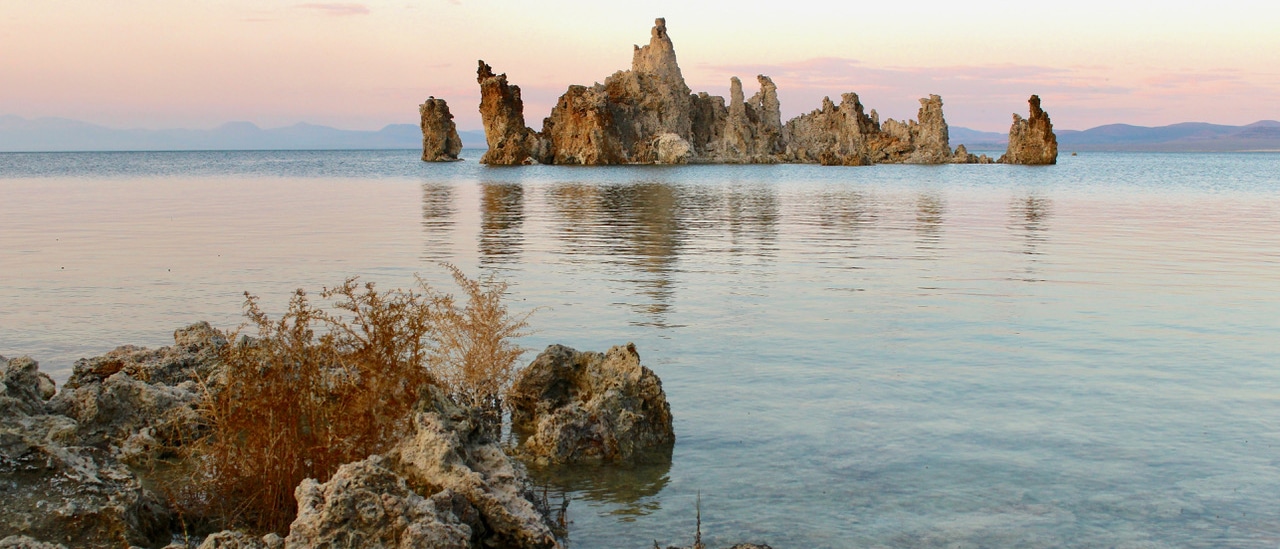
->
180 266 531 534
430 265 532 420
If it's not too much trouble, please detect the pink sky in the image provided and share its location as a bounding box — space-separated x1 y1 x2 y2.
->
3 1 1278 132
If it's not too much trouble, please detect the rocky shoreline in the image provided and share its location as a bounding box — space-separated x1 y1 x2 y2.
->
0 324 745 549
420 18 1057 167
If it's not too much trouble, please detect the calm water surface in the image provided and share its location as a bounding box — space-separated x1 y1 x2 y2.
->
2 149 1279 548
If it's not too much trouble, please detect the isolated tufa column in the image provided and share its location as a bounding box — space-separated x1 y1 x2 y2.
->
420 97 463 162
999 95 1058 165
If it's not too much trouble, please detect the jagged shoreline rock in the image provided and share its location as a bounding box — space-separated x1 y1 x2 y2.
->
1000 94 1059 165
508 343 675 465
1 356 175 548
1 326 560 548
4 328 765 549
474 18 1021 166
420 97 463 162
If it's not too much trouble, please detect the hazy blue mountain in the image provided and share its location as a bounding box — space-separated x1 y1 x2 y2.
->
949 120 1280 152
3 115 1278 153
948 127 1007 150
0 116 489 152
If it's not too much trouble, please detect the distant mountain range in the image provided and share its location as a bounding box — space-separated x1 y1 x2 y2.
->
953 121 1280 152
0 115 487 152
3 115 1279 153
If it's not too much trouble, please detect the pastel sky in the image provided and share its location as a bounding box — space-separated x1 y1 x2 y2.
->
3 0 1278 132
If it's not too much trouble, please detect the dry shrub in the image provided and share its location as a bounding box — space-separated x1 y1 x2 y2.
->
431 265 532 415
185 266 530 534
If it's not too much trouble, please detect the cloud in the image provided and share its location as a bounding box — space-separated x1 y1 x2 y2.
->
296 3 371 16
696 58 1133 100
684 57 1153 130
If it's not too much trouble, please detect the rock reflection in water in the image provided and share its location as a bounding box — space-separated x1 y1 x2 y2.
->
807 188 877 254
479 182 525 266
542 180 783 328
1009 194 1052 281
546 181 682 327
523 458 673 522
722 183 779 258
420 183 457 262
915 191 945 253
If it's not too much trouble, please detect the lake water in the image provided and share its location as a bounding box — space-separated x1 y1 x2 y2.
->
2 149 1279 548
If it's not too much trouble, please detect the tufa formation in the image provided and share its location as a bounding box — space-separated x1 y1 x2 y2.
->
470 18 1058 166
508 343 675 465
419 97 463 162
476 61 542 165
999 95 1059 165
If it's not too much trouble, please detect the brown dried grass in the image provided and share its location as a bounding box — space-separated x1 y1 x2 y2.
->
183 266 530 534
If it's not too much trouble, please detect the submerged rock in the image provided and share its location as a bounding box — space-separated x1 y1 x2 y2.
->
508 344 674 465
420 97 464 162
999 95 1058 165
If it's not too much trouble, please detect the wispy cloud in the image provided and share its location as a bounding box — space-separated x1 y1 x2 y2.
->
696 58 1132 100
296 3 371 16
686 57 1148 130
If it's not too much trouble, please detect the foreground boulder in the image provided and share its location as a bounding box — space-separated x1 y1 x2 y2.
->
387 388 559 549
210 387 558 549
1 356 172 548
47 322 223 466
420 97 464 162
1000 94 1058 165
0 536 70 549
508 344 674 464
61 321 225 390
1 356 56 417
0 324 224 547
285 456 473 549
193 530 284 549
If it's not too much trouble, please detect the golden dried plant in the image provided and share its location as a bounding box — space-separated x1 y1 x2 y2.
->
184 266 530 534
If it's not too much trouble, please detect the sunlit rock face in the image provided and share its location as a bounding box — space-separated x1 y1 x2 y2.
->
783 93 881 165
539 18 693 165
1000 95 1059 165
419 97 463 162
476 61 541 165
474 17 1027 166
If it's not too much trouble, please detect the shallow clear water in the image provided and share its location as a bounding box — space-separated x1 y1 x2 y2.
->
2 149 1279 548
